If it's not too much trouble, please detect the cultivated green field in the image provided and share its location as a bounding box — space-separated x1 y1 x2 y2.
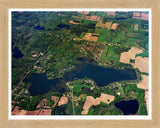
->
101 45 110 60
103 45 120 62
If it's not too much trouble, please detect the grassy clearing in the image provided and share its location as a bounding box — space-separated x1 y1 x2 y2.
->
82 20 97 25
134 24 139 31
77 13 82 17
98 29 109 43
136 50 149 58
104 45 120 62
106 31 126 44
94 27 136 44
80 32 86 38
127 38 138 46
88 12 105 16
105 30 138 47
94 27 102 34
73 84 91 93
101 45 110 60
145 43 149 50
94 28 109 43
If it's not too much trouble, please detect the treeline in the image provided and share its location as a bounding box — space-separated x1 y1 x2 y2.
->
12 57 35 87
114 46 131 54
70 21 96 36
87 102 123 115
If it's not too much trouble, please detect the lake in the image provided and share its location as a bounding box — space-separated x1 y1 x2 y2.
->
26 73 66 96
12 47 24 59
63 63 137 87
26 63 137 96
115 99 139 115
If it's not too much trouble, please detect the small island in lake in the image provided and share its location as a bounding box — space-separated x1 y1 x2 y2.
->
11 10 149 116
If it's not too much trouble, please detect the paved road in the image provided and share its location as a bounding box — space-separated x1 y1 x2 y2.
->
71 86 75 115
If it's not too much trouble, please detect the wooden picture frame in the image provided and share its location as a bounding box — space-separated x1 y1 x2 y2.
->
0 0 160 127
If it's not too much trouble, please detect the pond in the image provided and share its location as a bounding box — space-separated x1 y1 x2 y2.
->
114 99 139 115
115 17 128 20
35 62 41 66
34 26 45 30
12 47 24 59
57 24 70 29
26 63 137 96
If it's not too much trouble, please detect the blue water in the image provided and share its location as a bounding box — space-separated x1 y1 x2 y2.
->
35 62 41 66
12 47 24 59
57 24 70 29
26 73 66 96
115 99 139 115
115 17 128 20
26 63 137 96
34 26 45 30
63 63 137 87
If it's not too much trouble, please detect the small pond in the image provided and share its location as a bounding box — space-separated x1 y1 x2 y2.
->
57 24 70 29
115 99 139 115
34 26 45 30
12 47 24 59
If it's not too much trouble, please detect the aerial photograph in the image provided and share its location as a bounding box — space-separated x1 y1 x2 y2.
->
11 10 150 116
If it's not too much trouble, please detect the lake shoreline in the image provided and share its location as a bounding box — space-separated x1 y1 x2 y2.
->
26 62 138 96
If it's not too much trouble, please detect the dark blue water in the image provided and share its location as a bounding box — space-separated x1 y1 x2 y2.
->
115 99 139 115
12 47 24 59
63 63 137 87
115 17 128 20
34 26 45 30
57 24 70 29
26 73 66 96
26 63 137 96
35 62 41 66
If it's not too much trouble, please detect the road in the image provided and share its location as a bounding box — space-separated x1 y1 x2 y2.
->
12 36 59 100
71 86 75 115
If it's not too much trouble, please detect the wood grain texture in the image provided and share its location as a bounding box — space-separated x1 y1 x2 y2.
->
0 0 160 127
